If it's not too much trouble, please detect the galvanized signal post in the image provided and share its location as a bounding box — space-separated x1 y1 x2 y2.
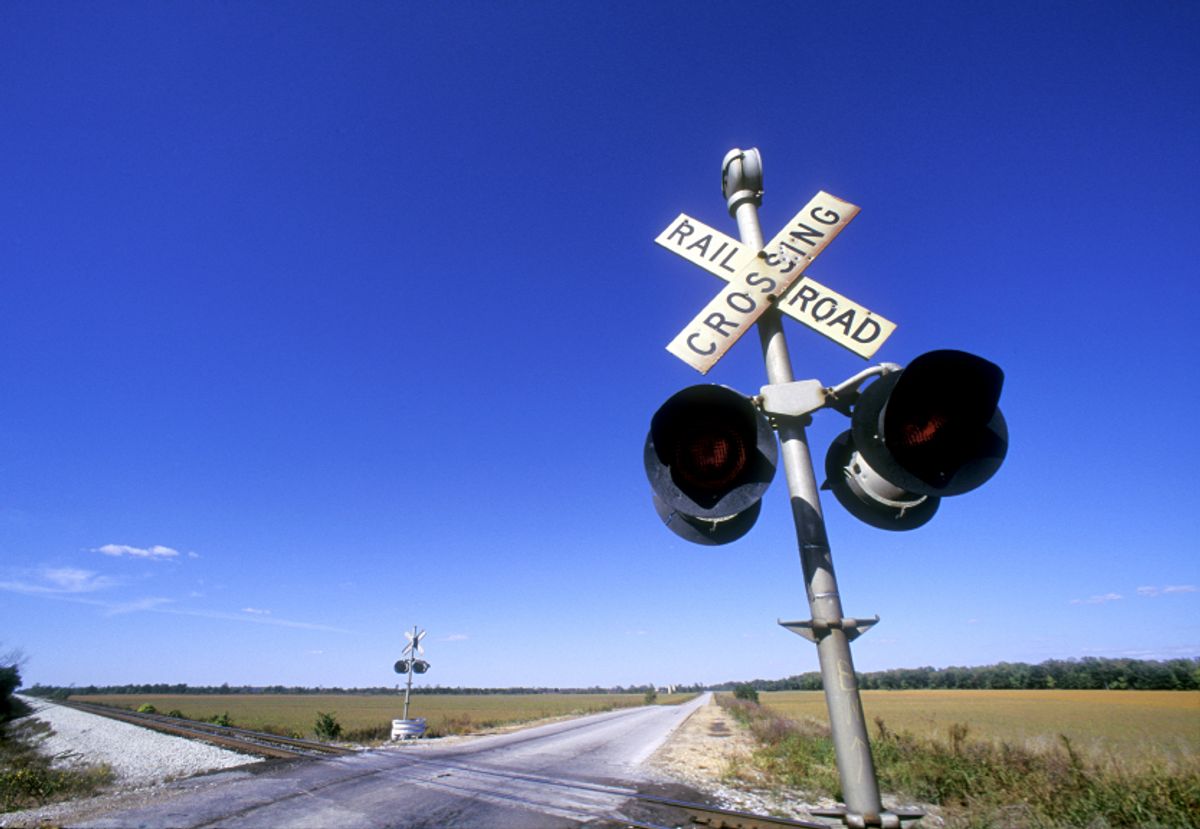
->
645 149 1008 828
392 625 430 739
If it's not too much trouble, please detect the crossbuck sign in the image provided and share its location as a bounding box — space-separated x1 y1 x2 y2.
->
657 192 896 373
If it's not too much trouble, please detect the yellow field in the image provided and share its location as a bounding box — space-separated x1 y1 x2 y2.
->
759 689 1200 764
71 693 693 739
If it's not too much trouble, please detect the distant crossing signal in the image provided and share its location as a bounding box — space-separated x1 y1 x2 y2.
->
824 350 1008 530
644 385 777 545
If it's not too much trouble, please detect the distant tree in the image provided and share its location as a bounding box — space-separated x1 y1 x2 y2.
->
733 684 759 704
1 648 30 723
644 689 658 705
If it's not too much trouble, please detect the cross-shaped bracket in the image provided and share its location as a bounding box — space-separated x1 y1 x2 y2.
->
656 196 896 373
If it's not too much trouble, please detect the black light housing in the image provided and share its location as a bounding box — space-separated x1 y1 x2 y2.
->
644 385 777 544
825 350 1008 530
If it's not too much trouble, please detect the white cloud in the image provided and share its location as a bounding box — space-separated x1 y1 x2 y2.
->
1137 586 1160 597
443 633 469 641
241 607 272 615
92 543 180 559
1070 592 1122 605
1164 585 1197 594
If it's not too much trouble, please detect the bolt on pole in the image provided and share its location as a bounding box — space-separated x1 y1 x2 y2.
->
722 148 891 829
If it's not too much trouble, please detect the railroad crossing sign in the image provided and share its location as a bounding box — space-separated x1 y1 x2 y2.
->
658 192 896 373
403 628 426 656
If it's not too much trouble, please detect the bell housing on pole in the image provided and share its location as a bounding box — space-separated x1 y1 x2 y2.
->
825 350 1008 530
644 384 777 544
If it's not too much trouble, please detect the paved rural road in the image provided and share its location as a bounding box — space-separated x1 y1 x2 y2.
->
79 693 711 829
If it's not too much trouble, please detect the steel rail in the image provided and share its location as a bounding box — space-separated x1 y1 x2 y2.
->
372 751 828 829
54 699 357 760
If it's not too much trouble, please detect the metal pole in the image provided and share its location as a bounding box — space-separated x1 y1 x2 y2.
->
403 625 416 721
722 149 890 829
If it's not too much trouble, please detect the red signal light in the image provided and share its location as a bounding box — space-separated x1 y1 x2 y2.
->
672 420 749 494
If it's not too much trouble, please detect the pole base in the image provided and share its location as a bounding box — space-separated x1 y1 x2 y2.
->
391 718 427 740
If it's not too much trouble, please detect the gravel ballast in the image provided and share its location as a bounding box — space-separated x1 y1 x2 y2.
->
14 696 262 786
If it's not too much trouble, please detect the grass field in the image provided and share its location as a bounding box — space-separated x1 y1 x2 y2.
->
759 690 1200 765
70 692 695 740
725 691 1200 828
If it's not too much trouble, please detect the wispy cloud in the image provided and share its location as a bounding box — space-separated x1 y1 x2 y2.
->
1070 592 1122 605
92 543 181 560
1137 585 1195 598
241 607 272 615
174 607 348 632
443 633 468 642
0 567 117 595
0 576 350 633
105 597 174 615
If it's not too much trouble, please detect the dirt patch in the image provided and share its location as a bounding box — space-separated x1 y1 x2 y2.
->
646 695 842 821
647 696 942 826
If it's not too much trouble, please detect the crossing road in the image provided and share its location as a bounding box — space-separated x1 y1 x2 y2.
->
79 693 712 828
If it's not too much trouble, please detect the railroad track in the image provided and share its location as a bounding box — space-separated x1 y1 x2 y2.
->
53 700 882 828
55 699 357 760
357 751 834 829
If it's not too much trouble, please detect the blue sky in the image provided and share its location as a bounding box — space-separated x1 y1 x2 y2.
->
2 2 1197 690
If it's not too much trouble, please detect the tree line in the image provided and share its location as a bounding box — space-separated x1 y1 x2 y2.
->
20 682 672 699
19 657 1198 699
715 657 1200 692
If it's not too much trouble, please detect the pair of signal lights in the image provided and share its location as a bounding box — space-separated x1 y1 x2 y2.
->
394 659 429 675
644 350 1008 544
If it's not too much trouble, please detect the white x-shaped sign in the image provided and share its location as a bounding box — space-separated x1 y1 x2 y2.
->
657 192 896 373
403 628 426 656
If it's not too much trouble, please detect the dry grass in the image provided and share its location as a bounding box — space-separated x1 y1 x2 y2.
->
71 692 665 740
722 693 1200 828
760 690 1200 766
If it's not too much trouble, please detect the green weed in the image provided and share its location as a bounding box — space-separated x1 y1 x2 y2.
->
0 719 113 813
313 711 342 741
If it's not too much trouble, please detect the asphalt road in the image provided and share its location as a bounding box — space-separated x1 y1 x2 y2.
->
79 693 711 829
